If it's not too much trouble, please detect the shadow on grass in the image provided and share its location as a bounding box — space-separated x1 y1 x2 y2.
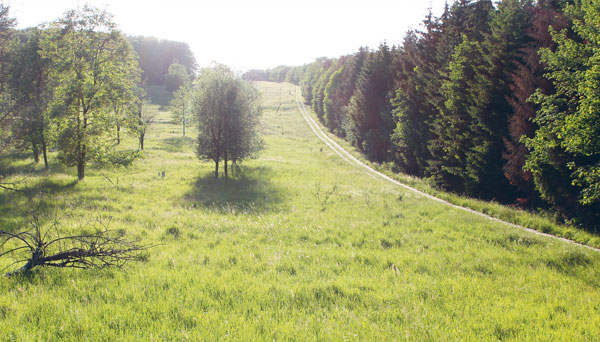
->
146 85 173 110
0 176 78 233
0 151 42 177
0 151 75 178
184 165 285 213
161 136 195 153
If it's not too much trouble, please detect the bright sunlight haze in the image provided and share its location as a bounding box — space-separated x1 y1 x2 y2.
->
9 0 447 71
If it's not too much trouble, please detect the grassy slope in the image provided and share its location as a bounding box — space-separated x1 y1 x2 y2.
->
298 97 600 249
0 81 599 341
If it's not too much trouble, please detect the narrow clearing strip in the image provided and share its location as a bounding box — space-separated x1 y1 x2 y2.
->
294 86 599 253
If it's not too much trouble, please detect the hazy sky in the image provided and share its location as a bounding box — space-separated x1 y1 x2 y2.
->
7 0 448 72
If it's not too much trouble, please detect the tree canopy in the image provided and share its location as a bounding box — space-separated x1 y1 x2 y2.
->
193 65 263 179
128 36 196 86
40 5 141 180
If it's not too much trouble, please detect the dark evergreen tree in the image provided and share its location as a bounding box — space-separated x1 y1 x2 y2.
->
503 0 571 205
428 36 492 193
391 11 444 177
346 43 395 162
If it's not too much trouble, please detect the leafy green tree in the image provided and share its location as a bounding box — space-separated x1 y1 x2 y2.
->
525 0 600 225
269 65 291 82
301 57 331 105
169 84 191 137
323 66 344 132
0 3 15 132
133 97 157 152
106 58 141 146
40 6 140 180
312 61 339 121
242 69 269 82
192 65 263 179
167 62 192 137
128 36 196 86
9 28 52 168
285 65 306 85
165 62 190 92
223 81 264 176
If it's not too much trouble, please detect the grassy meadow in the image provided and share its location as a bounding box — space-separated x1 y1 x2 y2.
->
0 81 599 341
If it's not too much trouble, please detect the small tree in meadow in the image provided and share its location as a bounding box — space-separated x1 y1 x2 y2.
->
192 64 263 179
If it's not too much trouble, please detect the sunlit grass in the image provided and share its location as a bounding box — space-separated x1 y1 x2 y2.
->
0 82 599 341
305 101 600 249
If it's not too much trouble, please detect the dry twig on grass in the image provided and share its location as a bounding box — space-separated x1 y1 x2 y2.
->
1 212 150 277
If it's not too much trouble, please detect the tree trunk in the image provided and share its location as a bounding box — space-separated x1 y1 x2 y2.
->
77 160 85 180
42 136 49 170
116 122 121 145
32 141 40 163
224 151 228 178
138 101 144 150
78 133 86 181
182 102 186 137
214 159 219 179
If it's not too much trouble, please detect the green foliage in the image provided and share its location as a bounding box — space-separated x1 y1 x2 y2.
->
7 28 51 167
525 0 600 225
128 36 196 86
503 1 569 204
241 0 599 227
428 36 490 193
300 57 331 106
169 84 192 136
40 6 140 180
345 43 396 162
323 66 343 131
1 81 600 340
0 3 16 151
311 61 338 120
192 65 263 178
165 62 190 92
94 149 142 168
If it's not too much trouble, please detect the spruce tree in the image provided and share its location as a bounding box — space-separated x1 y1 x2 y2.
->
503 0 570 205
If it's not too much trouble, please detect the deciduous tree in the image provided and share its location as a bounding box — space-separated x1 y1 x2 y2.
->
40 6 140 180
192 65 263 178
525 0 600 226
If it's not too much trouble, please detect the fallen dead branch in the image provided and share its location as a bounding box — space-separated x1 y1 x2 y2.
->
1 212 150 277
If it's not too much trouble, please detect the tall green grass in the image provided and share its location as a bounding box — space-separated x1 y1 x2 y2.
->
0 82 599 341
300 97 600 249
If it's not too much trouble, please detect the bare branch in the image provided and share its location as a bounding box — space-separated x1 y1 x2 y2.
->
1 214 150 277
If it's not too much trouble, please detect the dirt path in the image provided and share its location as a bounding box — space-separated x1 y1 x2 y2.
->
294 86 599 253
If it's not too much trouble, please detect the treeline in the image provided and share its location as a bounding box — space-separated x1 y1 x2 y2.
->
244 0 600 229
128 36 196 87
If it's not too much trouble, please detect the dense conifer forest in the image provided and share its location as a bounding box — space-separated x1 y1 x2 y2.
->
244 0 600 230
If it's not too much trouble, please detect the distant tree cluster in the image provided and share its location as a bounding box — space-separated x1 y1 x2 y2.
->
0 5 150 180
128 36 196 86
244 0 600 229
243 65 305 85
